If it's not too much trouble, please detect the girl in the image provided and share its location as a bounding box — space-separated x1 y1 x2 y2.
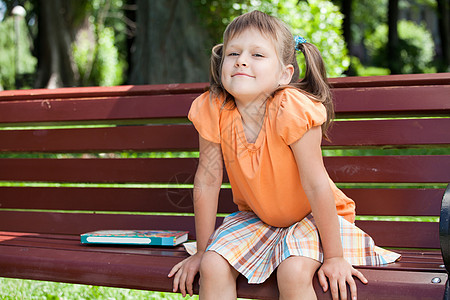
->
168 10 400 300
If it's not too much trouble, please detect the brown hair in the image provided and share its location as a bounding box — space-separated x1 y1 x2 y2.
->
209 10 334 139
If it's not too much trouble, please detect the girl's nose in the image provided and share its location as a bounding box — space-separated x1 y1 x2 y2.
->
235 56 247 67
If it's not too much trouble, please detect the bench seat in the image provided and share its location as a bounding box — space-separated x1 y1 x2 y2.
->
0 231 447 299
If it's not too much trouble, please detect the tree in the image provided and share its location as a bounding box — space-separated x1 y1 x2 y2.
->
436 0 450 71
128 0 211 85
34 0 87 88
73 0 129 86
342 0 355 75
388 0 401 74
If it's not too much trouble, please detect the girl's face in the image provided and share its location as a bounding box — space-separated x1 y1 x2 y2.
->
221 28 293 104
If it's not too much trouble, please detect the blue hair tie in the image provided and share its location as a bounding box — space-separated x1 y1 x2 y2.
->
294 35 307 51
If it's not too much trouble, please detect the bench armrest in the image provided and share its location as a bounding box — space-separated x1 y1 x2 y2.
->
440 183 450 273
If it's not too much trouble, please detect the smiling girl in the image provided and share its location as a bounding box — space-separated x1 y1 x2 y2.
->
168 10 400 300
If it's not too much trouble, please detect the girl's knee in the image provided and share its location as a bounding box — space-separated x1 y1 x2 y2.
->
200 251 236 279
199 251 239 299
277 257 320 299
277 256 320 286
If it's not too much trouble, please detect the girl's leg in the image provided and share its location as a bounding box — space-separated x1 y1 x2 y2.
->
199 250 240 300
277 256 321 300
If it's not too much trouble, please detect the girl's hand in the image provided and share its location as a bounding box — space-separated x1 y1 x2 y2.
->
317 257 368 300
168 253 203 297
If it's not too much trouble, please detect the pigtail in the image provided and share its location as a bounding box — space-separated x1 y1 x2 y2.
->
294 43 334 141
209 44 223 95
209 43 234 106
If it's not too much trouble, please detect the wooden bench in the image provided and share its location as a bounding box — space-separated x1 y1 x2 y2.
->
0 73 449 299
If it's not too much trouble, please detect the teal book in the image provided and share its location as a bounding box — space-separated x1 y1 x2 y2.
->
80 230 189 246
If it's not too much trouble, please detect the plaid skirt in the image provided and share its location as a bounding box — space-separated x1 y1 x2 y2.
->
205 211 401 284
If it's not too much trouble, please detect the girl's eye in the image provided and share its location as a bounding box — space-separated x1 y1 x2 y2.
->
253 53 264 58
228 52 239 56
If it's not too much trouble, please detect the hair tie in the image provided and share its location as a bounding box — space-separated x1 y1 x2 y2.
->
294 35 307 51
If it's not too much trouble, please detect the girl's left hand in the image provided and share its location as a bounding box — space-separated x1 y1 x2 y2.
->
317 257 368 300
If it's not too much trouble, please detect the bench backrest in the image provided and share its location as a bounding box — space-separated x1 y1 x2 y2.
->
0 73 449 250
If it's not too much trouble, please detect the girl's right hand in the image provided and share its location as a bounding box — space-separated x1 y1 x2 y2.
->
168 252 203 297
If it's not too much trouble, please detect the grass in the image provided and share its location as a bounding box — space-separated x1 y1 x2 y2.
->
0 278 196 300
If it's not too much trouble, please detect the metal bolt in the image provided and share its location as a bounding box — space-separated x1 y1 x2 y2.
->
431 277 441 284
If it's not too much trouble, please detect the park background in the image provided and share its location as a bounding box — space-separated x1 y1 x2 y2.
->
0 0 449 299
0 0 449 91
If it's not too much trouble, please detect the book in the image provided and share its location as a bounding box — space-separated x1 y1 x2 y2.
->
80 230 189 246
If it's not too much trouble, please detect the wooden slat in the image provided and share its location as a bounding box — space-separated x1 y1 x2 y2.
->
324 155 450 183
0 158 199 183
0 211 440 248
325 118 450 147
0 187 236 214
0 94 197 123
332 85 450 114
0 187 442 216
0 125 198 152
325 155 450 183
329 72 450 88
343 188 444 216
0 119 448 152
0 82 208 101
355 220 439 248
0 156 447 183
0 211 200 240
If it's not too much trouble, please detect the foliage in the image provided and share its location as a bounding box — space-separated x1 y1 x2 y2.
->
351 0 387 48
72 0 127 86
275 0 349 77
350 56 391 76
74 26 124 86
365 20 436 74
194 0 349 77
0 15 36 90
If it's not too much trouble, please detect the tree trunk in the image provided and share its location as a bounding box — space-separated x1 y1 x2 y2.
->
129 0 210 85
342 0 356 75
437 0 450 72
387 0 401 74
125 0 137 82
34 0 81 88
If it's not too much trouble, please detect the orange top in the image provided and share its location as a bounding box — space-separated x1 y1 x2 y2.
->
188 88 355 227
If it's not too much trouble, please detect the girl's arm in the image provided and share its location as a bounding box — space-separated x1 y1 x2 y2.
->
168 135 223 297
193 135 223 253
290 126 367 300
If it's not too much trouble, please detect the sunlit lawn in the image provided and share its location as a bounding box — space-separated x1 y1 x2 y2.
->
0 277 194 300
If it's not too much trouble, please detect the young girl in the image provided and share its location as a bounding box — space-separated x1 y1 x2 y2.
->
168 10 400 300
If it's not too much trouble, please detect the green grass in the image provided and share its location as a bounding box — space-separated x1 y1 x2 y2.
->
0 278 194 300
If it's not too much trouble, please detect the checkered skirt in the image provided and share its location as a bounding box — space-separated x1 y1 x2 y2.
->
206 211 401 284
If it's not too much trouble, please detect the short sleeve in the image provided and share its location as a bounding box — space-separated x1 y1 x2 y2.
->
188 91 222 143
276 88 327 145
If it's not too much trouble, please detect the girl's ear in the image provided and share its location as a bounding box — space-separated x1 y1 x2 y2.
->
279 64 294 85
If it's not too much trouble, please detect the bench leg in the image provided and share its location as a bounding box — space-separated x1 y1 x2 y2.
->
445 277 450 300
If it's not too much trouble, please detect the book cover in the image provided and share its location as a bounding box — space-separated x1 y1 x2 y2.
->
80 230 189 246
